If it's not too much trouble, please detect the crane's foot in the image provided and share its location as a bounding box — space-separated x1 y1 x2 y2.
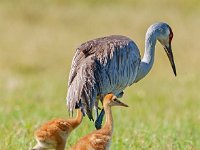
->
95 108 105 130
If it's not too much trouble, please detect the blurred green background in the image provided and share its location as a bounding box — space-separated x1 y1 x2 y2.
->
0 0 200 149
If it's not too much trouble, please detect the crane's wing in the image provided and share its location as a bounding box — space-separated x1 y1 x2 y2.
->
67 40 98 120
67 35 140 120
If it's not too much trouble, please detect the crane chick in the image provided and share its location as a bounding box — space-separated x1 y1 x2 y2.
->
32 109 83 150
70 93 128 150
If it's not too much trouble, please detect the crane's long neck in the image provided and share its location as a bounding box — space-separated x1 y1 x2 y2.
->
135 30 157 82
68 109 83 129
102 105 113 135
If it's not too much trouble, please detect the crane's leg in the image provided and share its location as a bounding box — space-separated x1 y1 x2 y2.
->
95 108 105 130
95 96 105 129
94 100 99 120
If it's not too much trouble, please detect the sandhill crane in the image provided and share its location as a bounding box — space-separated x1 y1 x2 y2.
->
32 109 83 150
66 22 176 129
70 93 128 150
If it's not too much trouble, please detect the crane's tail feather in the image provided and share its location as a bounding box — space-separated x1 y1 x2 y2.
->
66 59 98 121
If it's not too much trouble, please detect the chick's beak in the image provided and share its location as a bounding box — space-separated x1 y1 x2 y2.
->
164 44 177 76
115 99 128 107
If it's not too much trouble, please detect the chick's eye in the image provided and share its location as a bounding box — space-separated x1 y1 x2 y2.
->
113 98 117 101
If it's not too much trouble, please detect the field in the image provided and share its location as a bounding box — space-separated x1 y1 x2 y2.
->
0 0 200 149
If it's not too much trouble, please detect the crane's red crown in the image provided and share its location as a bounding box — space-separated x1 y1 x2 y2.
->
168 26 173 43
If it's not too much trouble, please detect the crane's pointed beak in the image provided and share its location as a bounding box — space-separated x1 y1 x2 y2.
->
115 99 128 107
164 44 177 76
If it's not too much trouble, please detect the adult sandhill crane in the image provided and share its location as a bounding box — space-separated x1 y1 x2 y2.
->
66 22 176 129
70 93 128 150
32 109 83 150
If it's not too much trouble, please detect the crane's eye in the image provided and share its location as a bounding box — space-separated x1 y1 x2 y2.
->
113 98 117 101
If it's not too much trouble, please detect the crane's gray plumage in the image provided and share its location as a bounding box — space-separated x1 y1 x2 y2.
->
66 22 176 122
67 35 140 120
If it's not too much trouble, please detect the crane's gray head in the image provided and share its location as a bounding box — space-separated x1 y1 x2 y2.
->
148 22 177 76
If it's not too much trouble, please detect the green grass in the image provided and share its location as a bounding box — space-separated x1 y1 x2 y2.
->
0 0 200 149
